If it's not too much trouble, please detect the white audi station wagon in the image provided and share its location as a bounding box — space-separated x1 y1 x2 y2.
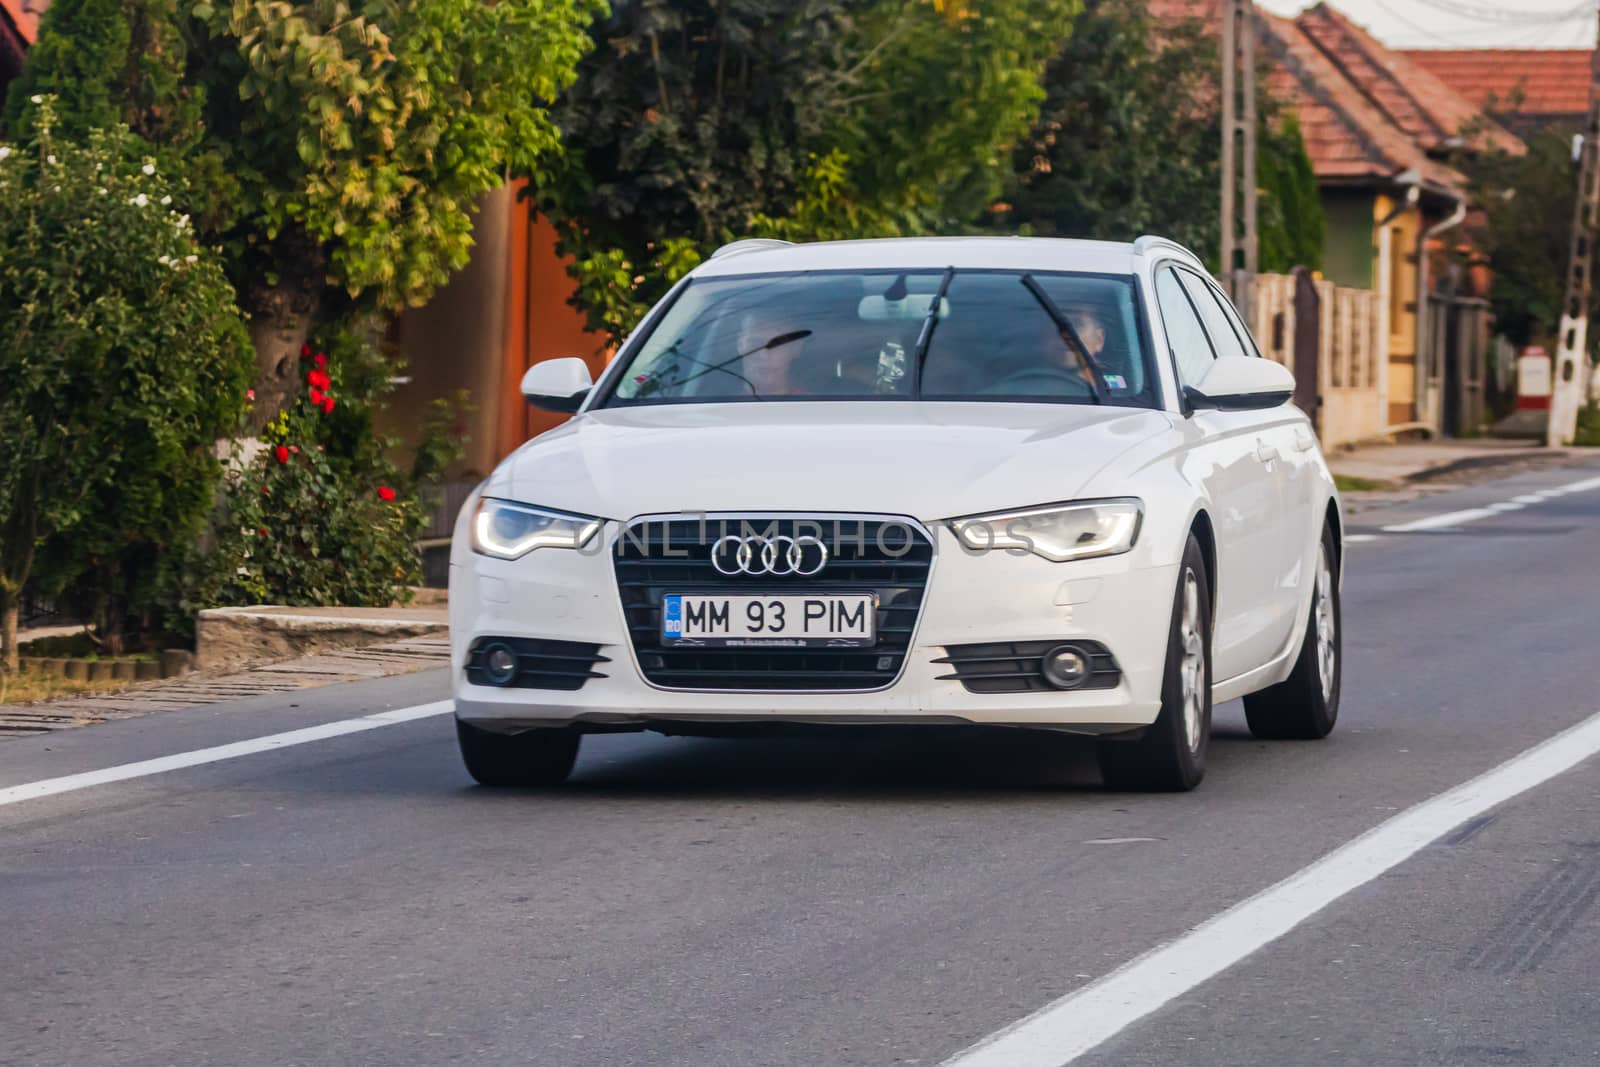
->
449 235 1343 791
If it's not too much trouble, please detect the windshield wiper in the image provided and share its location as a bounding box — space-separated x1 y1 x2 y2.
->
636 330 812 400
1019 273 1109 404
910 266 956 394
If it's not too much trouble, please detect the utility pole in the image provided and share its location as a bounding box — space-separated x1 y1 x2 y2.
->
1220 0 1258 316
1547 10 1600 446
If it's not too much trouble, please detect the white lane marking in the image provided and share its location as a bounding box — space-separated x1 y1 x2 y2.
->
1342 533 1380 544
1381 507 1498 532
1379 473 1600 534
940 706 1600 1067
1555 474 1600 494
0 700 453 809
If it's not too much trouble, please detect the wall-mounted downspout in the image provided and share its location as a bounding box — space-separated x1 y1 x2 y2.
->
1415 193 1468 434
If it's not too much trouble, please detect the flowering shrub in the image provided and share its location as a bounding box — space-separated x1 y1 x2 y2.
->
0 98 252 665
189 318 467 610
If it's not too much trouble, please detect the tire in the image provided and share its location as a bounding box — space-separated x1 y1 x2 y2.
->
1244 523 1341 740
1098 534 1212 792
456 719 581 787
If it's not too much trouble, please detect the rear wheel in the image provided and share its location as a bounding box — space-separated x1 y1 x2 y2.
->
1098 534 1211 792
456 719 581 787
1244 524 1341 740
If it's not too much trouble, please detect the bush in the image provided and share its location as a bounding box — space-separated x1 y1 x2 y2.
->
1572 402 1600 447
186 318 467 612
0 98 252 666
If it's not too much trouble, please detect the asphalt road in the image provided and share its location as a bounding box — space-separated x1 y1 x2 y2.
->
4 457 1600 1067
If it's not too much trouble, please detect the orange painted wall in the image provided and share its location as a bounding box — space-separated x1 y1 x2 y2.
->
495 190 614 460
388 185 615 474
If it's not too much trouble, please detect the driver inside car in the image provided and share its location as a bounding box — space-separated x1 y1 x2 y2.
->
733 305 812 396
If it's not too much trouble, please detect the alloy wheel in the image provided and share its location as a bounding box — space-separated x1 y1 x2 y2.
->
1314 544 1337 701
1179 568 1206 752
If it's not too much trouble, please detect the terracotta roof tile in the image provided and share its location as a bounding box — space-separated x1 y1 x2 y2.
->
1149 0 1521 192
1400 49 1593 119
1296 4 1520 155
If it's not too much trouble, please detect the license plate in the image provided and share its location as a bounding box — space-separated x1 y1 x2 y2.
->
662 593 876 647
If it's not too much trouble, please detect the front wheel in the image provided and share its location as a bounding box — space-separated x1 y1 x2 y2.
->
456 719 581 787
1243 523 1341 740
1098 534 1211 792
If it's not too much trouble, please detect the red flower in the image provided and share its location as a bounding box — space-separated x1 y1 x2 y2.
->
261 487 270 496
313 353 327 371
246 389 255 402
309 386 324 405
307 368 331 391
273 445 289 464
377 485 396 502
300 343 312 358
258 527 268 536
321 395 336 414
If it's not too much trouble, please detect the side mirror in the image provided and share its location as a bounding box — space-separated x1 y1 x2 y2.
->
1183 355 1294 412
521 357 594 413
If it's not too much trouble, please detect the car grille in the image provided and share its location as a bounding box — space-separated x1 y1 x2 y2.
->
935 640 1121 694
464 637 610 691
614 516 933 690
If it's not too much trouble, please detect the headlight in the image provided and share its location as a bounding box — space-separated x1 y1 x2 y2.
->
947 498 1143 562
471 498 602 560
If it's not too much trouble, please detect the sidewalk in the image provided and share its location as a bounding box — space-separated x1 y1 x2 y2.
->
0 633 449 738
1326 438 1571 485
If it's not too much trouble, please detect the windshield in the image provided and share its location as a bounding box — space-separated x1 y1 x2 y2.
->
602 269 1155 408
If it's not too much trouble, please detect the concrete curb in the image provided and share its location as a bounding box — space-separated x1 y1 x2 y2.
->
196 605 449 674
1401 449 1572 483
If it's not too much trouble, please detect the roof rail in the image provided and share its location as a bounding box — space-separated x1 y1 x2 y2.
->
1132 235 1203 265
709 238 794 260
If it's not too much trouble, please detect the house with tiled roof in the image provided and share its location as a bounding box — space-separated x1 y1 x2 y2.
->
1155 0 1522 431
1401 49 1593 138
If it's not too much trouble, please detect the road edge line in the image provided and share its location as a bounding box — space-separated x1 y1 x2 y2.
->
0 700 454 809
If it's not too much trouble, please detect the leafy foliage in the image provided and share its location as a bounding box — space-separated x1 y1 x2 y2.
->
187 0 602 311
995 0 1323 273
0 101 252 663
779 0 1075 238
3 0 191 142
187 321 468 612
541 0 1077 343
1459 126 1594 348
1256 112 1324 275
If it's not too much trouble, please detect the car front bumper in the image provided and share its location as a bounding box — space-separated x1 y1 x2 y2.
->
451 526 1177 735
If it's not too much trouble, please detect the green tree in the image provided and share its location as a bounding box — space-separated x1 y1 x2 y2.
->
1257 112 1324 274
542 0 1078 343
2 0 206 160
994 0 1323 274
7 0 600 421
183 0 601 421
1459 126 1593 348
0 102 252 667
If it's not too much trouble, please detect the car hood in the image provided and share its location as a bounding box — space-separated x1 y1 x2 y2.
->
490 401 1173 521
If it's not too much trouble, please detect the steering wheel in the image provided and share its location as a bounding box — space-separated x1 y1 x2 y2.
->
979 365 1093 396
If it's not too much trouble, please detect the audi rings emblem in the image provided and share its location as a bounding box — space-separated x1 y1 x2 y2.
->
710 534 829 577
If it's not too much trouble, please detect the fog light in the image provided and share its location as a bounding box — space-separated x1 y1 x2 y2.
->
482 643 519 686
1041 645 1090 689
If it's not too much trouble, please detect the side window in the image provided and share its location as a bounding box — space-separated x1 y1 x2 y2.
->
1177 269 1249 362
1209 279 1265 358
1154 267 1215 387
